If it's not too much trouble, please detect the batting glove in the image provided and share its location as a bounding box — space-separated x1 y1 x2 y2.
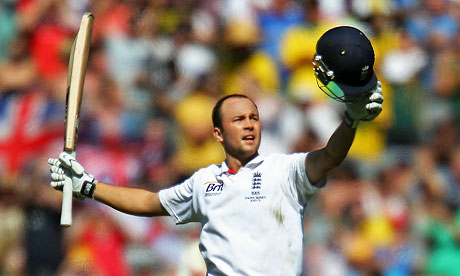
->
48 152 97 199
344 81 384 128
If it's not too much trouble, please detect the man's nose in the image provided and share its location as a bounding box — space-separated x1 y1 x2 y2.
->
243 118 254 129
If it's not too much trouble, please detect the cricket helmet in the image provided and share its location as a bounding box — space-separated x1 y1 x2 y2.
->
312 26 378 102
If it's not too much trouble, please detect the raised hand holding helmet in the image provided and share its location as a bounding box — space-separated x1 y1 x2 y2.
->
313 25 384 127
344 81 384 127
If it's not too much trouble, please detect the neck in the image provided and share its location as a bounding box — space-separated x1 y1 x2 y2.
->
225 152 258 173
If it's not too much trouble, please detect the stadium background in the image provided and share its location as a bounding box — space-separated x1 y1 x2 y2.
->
1 0 460 275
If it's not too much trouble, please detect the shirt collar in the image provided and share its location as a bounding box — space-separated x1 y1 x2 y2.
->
219 154 265 175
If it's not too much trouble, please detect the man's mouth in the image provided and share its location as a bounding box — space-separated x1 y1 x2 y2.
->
242 135 255 141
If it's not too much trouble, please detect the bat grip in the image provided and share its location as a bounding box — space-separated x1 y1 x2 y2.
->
61 178 73 226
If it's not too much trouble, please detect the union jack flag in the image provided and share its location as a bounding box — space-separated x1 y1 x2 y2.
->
0 91 64 178
76 145 141 187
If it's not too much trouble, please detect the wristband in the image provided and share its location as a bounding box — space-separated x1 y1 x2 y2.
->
343 111 359 128
80 179 97 199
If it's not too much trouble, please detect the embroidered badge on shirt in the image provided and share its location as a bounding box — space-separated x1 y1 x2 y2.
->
245 171 266 202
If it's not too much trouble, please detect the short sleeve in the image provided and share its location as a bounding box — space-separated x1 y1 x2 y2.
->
159 176 197 224
285 152 326 206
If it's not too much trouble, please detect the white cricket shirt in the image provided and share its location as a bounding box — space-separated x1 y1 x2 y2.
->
159 152 324 276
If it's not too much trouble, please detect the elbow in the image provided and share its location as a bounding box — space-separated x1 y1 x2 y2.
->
323 148 348 171
142 192 168 217
306 148 349 184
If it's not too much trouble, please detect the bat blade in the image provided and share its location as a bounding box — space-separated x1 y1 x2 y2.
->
61 12 94 227
64 12 94 153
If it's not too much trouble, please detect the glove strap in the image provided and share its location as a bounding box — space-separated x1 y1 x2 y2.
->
343 111 359 129
80 179 97 199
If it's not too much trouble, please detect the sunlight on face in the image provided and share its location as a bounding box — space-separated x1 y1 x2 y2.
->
215 97 261 160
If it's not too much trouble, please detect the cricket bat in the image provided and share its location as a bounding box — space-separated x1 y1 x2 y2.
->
61 12 94 226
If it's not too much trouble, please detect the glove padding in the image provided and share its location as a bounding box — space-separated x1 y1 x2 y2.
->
345 81 384 122
48 152 97 199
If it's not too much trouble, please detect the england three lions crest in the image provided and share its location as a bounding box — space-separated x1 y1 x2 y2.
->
246 171 266 202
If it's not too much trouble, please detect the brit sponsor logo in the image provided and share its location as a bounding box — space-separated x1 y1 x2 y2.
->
204 181 224 197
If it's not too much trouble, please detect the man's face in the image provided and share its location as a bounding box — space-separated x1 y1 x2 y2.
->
214 97 261 160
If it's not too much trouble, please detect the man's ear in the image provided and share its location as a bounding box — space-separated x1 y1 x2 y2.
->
213 127 223 142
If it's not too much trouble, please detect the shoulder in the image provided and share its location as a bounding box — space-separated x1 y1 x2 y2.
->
189 163 223 180
253 153 307 173
261 152 308 163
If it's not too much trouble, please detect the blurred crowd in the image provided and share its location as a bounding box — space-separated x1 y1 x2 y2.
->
1 0 460 275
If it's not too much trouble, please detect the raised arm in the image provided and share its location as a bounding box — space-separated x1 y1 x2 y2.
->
305 82 384 184
305 121 356 184
49 153 169 217
94 182 168 216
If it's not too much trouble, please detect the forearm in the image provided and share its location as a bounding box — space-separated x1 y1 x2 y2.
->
323 120 356 166
306 120 356 184
94 182 169 217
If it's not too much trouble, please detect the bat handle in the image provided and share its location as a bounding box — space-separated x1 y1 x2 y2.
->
61 177 73 226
